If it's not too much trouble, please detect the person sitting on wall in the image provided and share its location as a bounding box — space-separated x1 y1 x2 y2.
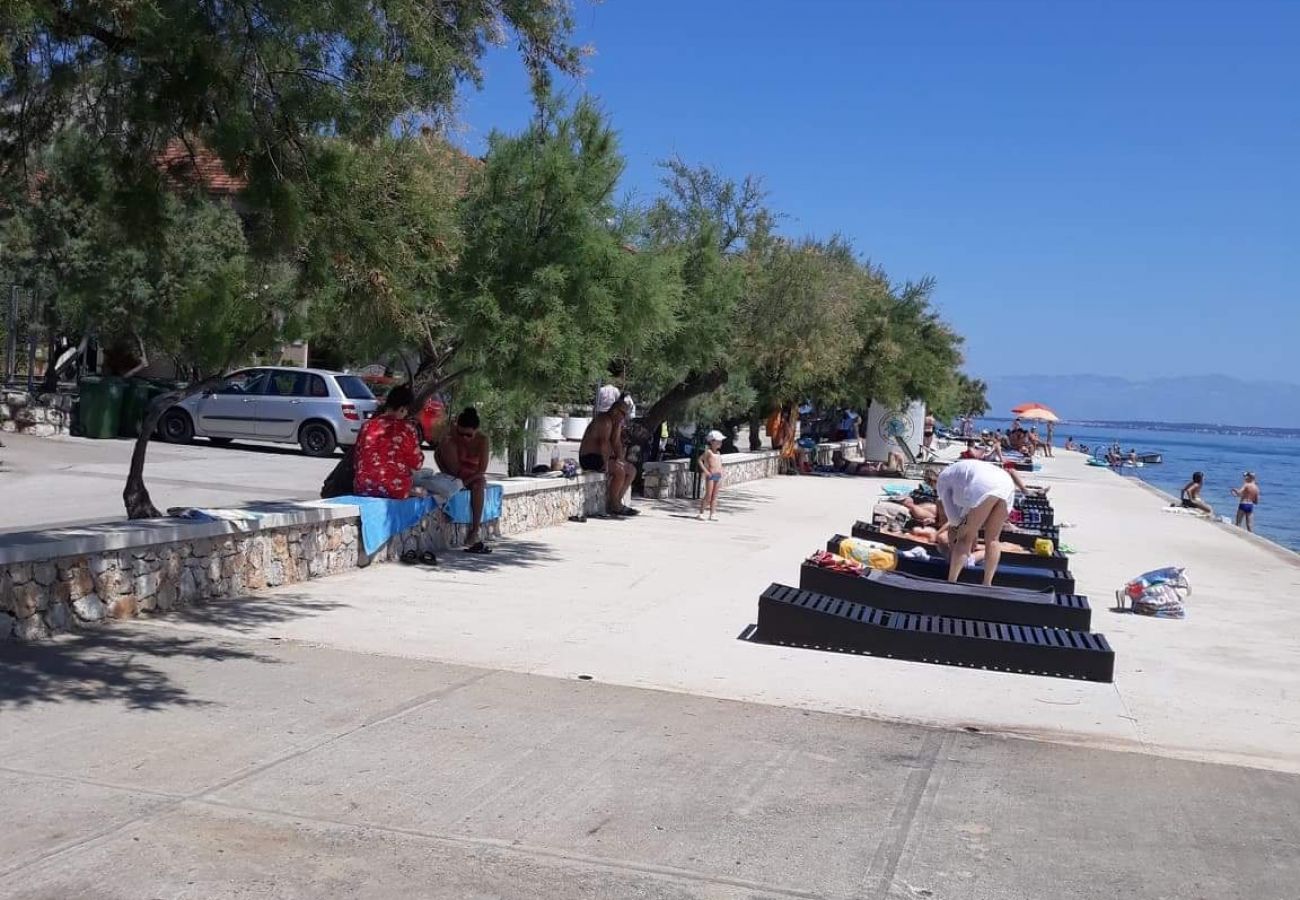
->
352 385 423 500
434 406 492 554
579 395 638 517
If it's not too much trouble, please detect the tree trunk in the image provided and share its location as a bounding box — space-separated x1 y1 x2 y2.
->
40 335 60 394
641 366 729 436
409 349 474 427
122 376 224 519
720 414 747 453
122 393 175 519
507 445 526 478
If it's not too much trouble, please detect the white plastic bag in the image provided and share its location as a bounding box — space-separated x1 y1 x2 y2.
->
412 470 463 501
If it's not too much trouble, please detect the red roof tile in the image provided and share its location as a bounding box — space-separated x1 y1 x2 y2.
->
156 140 248 195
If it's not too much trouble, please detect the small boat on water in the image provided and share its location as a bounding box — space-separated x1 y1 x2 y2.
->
1136 451 1163 465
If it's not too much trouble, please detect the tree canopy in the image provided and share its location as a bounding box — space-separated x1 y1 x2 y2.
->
1 2 989 513
0 131 296 376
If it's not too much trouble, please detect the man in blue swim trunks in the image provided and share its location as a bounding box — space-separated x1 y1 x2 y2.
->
1231 471 1260 532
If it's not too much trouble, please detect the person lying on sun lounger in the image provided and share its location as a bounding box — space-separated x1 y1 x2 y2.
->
898 466 941 523
841 449 907 476
885 521 1028 552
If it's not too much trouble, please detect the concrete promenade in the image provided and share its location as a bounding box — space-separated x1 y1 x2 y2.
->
3 451 1299 898
140 450 1300 773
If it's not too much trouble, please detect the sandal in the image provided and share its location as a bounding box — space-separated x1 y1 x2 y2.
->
420 551 437 566
568 515 588 523
463 542 492 555
400 549 419 565
615 506 640 517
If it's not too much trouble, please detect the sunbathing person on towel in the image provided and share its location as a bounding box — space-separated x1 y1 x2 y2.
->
843 449 906 477
898 467 941 523
887 522 1027 558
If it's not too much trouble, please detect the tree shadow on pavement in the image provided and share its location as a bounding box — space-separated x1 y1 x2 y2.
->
646 485 773 517
158 592 348 634
0 627 274 711
0 592 358 710
429 538 561 574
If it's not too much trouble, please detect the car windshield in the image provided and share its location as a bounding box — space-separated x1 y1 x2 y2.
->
334 375 375 400
218 370 269 394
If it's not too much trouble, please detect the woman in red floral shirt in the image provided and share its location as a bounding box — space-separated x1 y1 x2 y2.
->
352 386 424 499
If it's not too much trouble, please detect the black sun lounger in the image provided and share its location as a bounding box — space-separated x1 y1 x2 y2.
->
755 583 1113 682
998 525 1060 551
800 562 1091 631
861 518 1060 552
1014 497 1055 527
827 535 1076 594
850 522 1070 573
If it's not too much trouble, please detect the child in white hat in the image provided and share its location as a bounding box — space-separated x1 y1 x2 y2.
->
697 430 726 521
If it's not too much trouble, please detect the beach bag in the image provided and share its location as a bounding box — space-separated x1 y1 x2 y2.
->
320 447 357 499
835 537 898 571
1130 583 1187 619
1124 567 1191 596
1121 567 1190 619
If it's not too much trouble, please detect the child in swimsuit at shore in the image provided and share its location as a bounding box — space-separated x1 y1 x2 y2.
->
698 430 725 521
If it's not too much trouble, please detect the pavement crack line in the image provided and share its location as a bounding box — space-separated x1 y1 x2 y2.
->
1109 681 1150 750
192 798 829 900
0 670 493 881
862 729 951 900
196 669 496 798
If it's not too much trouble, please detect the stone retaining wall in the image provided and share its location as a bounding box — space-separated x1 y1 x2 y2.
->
0 460 769 641
0 517 361 640
641 450 782 500
640 444 870 499
0 391 71 437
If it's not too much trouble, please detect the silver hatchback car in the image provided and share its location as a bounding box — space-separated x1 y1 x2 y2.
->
160 366 380 456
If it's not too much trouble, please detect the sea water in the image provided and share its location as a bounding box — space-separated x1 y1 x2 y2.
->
975 421 1300 551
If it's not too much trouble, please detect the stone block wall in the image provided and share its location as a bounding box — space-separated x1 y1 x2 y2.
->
0 391 71 437
2 448 788 641
0 519 360 640
642 451 782 500
493 476 608 536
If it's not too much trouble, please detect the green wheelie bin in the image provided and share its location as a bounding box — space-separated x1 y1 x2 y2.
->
119 378 172 438
78 376 127 439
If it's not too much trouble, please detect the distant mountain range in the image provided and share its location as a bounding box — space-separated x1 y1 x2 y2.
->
984 374 1300 429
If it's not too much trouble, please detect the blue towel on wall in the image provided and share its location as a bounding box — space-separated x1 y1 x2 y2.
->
324 495 436 556
441 484 504 525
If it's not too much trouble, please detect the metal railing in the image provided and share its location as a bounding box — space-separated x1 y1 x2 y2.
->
1 282 46 393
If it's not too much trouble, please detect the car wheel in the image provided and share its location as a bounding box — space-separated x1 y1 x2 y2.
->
208 437 233 446
299 421 338 457
160 409 194 444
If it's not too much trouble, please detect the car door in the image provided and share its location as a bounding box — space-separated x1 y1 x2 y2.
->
256 370 310 440
194 369 269 438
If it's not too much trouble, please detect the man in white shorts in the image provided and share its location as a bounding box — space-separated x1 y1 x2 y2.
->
935 458 1018 585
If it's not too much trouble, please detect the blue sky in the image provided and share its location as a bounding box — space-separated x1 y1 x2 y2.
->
456 0 1300 383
